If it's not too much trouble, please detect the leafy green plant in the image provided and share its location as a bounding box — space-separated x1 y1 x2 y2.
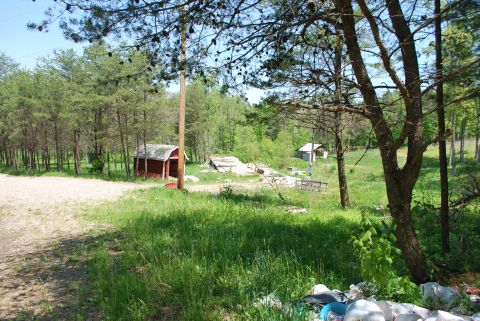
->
88 158 104 174
219 184 234 198
352 213 420 302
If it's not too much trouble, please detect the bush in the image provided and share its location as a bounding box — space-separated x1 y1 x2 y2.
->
88 158 104 174
352 213 421 302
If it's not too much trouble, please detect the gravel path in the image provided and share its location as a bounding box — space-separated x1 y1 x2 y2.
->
0 174 151 320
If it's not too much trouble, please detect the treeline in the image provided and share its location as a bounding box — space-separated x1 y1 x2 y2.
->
1 41 476 180
0 44 376 178
0 45 175 177
0 45 255 176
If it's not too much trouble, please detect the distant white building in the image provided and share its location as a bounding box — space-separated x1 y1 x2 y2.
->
296 143 328 161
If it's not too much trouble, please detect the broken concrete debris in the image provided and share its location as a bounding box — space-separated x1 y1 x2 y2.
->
209 156 253 175
208 155 302 186
255 282 480 321
265 175 299 187
209 156 279 176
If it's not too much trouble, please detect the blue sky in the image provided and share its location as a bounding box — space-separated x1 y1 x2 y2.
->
0 0 265 103
0 0 85 69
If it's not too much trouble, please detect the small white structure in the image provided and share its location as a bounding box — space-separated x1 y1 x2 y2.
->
296 143 327 161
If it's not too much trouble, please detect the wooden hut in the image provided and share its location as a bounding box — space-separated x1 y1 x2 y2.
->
133 144 188 179
296 143 327 161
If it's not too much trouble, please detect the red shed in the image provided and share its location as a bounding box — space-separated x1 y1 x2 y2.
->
133 144 188 179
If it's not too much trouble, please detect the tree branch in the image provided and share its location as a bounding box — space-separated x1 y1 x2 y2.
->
357 0 410 104
270 99 372 117
422 58 480 96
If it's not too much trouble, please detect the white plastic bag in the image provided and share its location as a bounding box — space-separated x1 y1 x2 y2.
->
344 300 385 321
312 284 330 294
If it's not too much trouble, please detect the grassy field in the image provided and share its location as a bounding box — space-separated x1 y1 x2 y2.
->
67 143 480 320
2 145 479 320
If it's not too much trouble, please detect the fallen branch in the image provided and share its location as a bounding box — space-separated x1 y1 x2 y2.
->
450 190 480 208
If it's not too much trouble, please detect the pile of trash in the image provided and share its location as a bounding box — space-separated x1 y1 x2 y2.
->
255 282 480 321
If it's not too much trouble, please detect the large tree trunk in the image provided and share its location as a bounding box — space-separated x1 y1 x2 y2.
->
384 172 429 282
73 129 81 175
435 0 449 253
336 0 428 282
93 108 105 173
134 111 140 176
123 113 131 178
66 150 70 170
333 28 350 208
335 111 350 208
43 127 50 171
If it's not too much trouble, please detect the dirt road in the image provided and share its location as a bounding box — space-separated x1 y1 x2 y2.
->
0 174 149 320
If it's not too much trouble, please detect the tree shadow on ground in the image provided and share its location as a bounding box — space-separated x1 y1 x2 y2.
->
0 233 106 321
88 199 363 320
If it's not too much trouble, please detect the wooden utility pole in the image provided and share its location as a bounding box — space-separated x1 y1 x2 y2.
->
435 0 449 253
177 11 187 189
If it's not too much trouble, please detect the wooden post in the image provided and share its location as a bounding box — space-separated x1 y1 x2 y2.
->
177 10 187 189
309 130 314 177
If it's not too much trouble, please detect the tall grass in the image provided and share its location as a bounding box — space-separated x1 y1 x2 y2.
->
86 188 363 320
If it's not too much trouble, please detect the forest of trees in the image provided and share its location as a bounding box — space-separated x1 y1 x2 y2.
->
0 46 287 176
0 44 378 177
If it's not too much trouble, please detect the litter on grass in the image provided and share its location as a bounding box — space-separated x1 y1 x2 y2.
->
185 175 199 182
255 282 480 321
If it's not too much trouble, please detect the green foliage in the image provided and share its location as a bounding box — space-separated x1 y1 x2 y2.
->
88 158 104 174
270 131 294 169
413 179 480 273
184 78 247 162
352 214 420 302
234 126 261 162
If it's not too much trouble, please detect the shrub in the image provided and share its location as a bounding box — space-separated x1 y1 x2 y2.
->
352 213 421 302
88 158 104 174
